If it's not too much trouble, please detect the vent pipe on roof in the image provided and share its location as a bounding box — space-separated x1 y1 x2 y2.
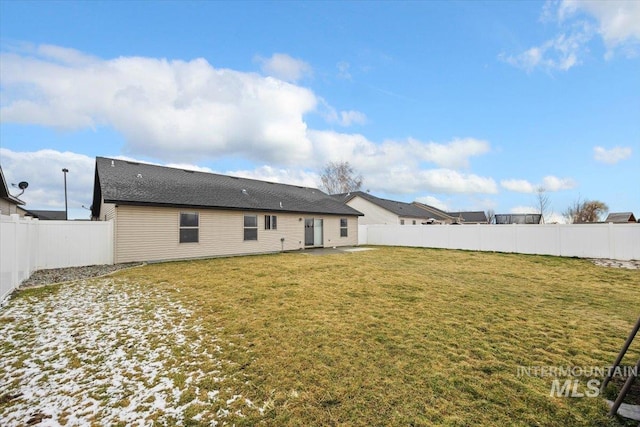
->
279 201 283 208
111 160 115 167
242 189 247 194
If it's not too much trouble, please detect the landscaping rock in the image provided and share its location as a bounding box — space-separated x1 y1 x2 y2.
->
19 263 144 289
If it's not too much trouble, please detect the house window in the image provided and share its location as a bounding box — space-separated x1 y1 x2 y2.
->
412 220 416 225
244 215 258 241
340 218 348 237
180 212 199 243
264 215 277 230
400 219 405 225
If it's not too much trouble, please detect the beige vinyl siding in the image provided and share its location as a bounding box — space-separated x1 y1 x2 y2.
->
113 205 358 263
400 217 424 225
346 196 400 225
0 199 19 216
99 201 116 221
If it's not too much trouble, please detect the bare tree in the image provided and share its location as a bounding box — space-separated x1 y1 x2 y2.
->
535 187 550 224
485 209 495 224
564 197 609 223
319 161 363 194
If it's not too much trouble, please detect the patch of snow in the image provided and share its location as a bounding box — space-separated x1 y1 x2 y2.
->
0 278 266 425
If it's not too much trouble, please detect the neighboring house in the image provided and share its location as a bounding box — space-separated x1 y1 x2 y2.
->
446 211 489 224
91 157 362 263
25 210 67 220
333 191 452 225
604 212 637 223
411 201 455 224
0 166 26 216
494 213 542 224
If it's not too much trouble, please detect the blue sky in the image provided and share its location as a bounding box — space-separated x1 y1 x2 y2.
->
1 1 638 221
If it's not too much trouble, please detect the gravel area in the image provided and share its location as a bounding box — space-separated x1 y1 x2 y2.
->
19 263 144 289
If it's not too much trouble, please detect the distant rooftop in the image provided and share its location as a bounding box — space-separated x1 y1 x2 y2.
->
333 191 446 220
604 212 637 223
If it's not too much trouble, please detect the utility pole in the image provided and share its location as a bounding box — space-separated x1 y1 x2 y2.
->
62 168 69 220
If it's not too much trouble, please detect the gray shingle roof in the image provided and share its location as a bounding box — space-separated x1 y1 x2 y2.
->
25 210 67 220
447 211 488 223
333 191 444 220
604 212 636 223
92 157 362 217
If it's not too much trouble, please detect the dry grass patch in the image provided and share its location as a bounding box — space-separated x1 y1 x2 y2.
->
113 247 639 426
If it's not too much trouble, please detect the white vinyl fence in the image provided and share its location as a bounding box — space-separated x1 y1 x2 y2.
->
359 223 640 261
1 214 113 301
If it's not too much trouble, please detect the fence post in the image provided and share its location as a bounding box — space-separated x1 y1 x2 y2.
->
608 222 614 260
10 214 19 289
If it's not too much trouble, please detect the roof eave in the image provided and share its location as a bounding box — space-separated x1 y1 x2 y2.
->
104 199 363 216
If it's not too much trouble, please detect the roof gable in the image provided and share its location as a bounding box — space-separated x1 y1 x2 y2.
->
92 157 362 217
605 212 637 223
447 211 488 223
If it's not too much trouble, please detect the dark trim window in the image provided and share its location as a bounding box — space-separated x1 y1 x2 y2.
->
264 215 277 230
400 219 405 225
412 220 417 225
180 212 199 243
244 215 258 241
340 218 348 237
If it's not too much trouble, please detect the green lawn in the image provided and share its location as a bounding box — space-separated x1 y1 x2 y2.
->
2 247 639 426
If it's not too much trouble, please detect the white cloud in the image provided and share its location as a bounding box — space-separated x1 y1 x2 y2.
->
500 179 536 193
309 131 490 170
502 0 640 71
307 131 495 194
415 195 449 211
255 53 312 82
541 175 576 191
339 110 367 126
1 45 497 200
319 99 368 127
222 165 319 188
593 145 632 164
559 0 640 56
1 46 318 165
501 175 575 193
165 163 214 173
364 167 497 195
500 23 592 72
510 205 538 214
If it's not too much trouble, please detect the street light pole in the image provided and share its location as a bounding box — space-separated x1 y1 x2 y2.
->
62 168 69 220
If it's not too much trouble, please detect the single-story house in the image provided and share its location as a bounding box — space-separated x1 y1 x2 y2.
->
332 191 452 225
446 211 489 224
604 212 637 223
0 166 26 216
91 157 363 263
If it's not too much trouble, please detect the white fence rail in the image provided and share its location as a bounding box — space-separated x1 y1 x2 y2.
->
360 223 640 261
1 214 113 301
